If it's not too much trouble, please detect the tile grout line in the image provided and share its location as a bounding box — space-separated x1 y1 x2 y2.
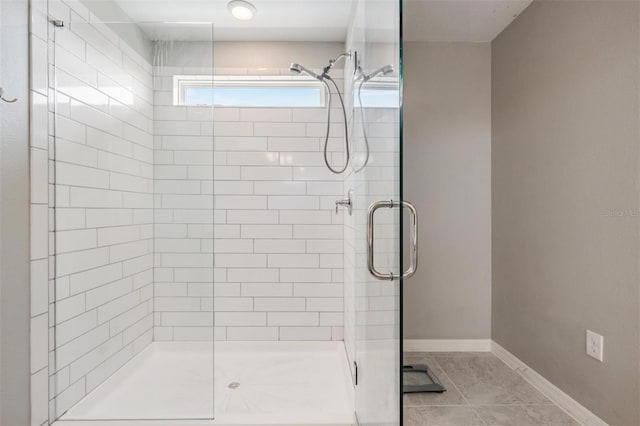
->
420 353 572 426
424 353 490 425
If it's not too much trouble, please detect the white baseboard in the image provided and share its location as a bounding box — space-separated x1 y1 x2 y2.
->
403 339 492 352
491 341 608 426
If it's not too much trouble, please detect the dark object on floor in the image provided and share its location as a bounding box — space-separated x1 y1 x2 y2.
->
403 364 446 393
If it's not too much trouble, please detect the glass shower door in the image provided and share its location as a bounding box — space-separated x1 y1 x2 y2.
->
50 14 216 421
349 0 403 424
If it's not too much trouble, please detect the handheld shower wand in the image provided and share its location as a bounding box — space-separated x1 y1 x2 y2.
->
290 51 352 82
359 64 394 82
353 64 395 173
289 52 352 174
289 63 322 81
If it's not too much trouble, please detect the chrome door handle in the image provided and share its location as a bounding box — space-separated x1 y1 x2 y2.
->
367 200 418 281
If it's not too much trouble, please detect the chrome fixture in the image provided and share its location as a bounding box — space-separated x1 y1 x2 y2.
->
335 190 353 216
323 52 352 75
357 64 394 82
289 51 351 174
227 0 256 20
289 51 352 82
289 63 322 80
0 87 17 103
367 200 418 281
353 64 394 172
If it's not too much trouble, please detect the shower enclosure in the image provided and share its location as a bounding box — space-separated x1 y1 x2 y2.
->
45 0 404 424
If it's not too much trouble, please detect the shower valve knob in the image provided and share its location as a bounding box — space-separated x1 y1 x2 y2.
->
335 190 353 216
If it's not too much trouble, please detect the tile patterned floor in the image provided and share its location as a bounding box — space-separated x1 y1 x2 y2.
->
403 352 580 426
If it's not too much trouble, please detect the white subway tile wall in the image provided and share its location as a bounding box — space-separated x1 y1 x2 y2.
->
342 56 357 375
342 28 401 385
29 1 351 422
44 2 155 419
30 0 50 422
153 66 345 342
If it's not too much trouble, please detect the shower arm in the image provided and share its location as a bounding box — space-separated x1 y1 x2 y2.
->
322 51 352 76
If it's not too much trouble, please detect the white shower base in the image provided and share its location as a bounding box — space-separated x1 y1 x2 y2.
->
56 341 355 426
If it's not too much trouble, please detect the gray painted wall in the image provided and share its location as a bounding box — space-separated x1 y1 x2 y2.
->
492 1 640 424
0 0 31 424
403 42 492 339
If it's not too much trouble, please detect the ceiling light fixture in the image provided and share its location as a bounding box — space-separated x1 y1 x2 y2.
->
227 0 256 20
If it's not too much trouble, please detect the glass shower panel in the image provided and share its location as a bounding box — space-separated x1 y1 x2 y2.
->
349 0 402 424
51 15 215 420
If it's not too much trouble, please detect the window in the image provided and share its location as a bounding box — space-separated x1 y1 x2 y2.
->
356 78 400 109
174 75 326 107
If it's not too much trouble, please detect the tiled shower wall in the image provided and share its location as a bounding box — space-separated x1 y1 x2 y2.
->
153 66 345 341
31 0 155 420
30 0 51 422
343 0 402 386
29 2 351 422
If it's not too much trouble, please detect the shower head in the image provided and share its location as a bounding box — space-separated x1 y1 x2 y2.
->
360 64 394 82
290 63 322 80
372 64 394 78
356 64 394 82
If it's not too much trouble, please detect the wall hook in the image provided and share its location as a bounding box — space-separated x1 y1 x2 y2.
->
0 87 17 103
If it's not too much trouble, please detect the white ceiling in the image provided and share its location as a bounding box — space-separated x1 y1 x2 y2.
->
113 0 353 42
403 0 534 42
112 0 533 42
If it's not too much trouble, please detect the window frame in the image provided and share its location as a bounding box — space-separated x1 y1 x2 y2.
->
173 75 327 108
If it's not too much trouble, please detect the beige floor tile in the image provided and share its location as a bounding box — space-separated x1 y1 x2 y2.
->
404 406 484 426
433 353 550 405
404 352 439 366
473 404 580 426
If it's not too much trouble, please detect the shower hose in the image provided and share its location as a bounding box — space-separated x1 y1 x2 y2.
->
321 75 371 174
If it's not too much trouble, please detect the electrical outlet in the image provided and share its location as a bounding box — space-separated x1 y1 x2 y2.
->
586 330 604 362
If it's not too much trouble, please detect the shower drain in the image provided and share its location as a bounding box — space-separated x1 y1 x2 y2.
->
228 382 240 389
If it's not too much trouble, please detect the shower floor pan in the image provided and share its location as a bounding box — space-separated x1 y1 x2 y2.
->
55 341 355 426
